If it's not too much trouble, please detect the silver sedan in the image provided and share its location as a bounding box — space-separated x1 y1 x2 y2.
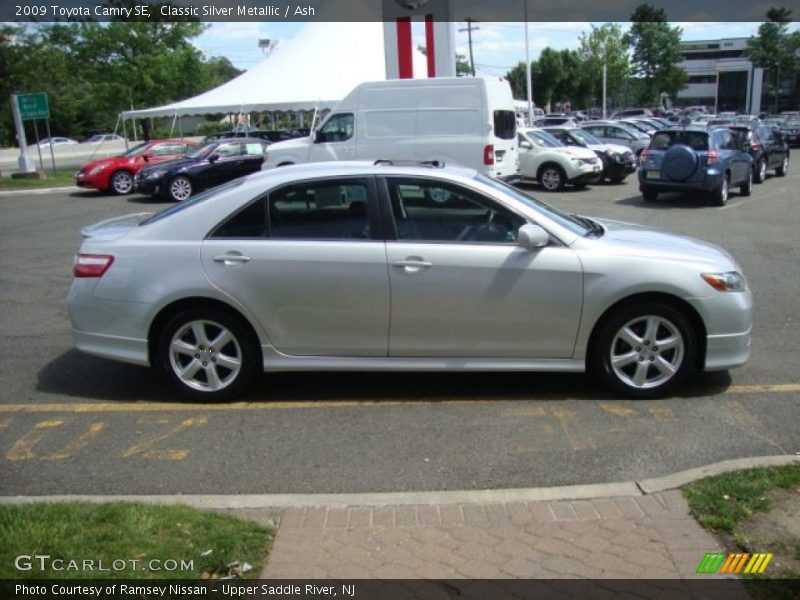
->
68 161 752 400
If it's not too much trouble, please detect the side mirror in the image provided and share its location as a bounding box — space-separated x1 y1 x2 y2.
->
208 153 219 163
519 140 533 150
142 154 151 162
313 130 322 143
517 224 550 249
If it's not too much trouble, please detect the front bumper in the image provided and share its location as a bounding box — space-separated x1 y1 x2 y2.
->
133 174 162 195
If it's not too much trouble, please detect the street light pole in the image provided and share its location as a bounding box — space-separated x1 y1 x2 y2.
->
524 1 532 125
602 43 607 119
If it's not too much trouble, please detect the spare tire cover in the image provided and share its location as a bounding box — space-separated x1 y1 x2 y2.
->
661 144 699 181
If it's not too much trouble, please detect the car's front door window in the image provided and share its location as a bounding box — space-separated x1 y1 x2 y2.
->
386 178 525 244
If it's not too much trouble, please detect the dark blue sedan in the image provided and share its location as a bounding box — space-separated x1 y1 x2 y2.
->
135 138 268 201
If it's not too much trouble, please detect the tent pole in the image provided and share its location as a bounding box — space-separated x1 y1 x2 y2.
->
121 114 129 151
169 114 177 137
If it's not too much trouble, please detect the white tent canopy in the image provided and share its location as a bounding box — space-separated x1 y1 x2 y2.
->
122 22 427 119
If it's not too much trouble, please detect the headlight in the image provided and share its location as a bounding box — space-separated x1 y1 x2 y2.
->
88 165 108 176
701 272 747 292
578 158 596 165
146 169 168 179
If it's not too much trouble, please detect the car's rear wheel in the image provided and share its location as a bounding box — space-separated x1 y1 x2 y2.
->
776 155 789 177
109 170 133 195
754 158 767 183
158 309 259 401
539 165 565 191
167 175 193 202
590 302 696 399
712 174 729 206
740 167 752 196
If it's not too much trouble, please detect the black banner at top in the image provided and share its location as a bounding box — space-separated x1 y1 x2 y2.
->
4 0 800 22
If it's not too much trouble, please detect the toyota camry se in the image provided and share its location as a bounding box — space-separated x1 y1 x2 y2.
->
68 161 752 400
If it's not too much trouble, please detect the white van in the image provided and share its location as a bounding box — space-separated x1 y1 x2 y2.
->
263 77 519 179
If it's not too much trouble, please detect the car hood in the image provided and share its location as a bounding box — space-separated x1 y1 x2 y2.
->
604 143 632 155
80 212 153 241
79 156 124 172
551 146 598 159
266 136 311 154
591 218 737 269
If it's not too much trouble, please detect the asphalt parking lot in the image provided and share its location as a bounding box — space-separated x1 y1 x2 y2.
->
0 172 798 496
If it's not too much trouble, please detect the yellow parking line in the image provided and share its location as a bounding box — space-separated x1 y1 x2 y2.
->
0 383 796 414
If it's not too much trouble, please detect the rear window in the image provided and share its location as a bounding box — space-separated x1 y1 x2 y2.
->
650 131 709 152
493 110 516 140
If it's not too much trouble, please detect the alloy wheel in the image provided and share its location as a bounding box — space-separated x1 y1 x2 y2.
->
609 315 685 390
168 319 242 393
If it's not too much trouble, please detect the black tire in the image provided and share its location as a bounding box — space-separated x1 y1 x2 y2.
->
711 174 729 206
109 170 134 195
776 155 789 177
609 174 627 184
642 188 658 202
754 158 767 183
740 167 752 197
157 308 260 401
538 165 566 191
277 162 294 167
589 302 697 399
167 175 194 202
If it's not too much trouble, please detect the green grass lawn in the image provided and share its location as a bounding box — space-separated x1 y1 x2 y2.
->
0 502 273 579
682 465 800 532
0 170 76 190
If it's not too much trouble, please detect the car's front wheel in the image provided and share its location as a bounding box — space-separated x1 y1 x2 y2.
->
167 175 194 202
539 165 565 191
158 309 259 401
109 170 134 195
590 302 696 399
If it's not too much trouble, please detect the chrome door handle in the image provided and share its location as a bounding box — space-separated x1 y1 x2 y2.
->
213 254 251 264
392 260 433 272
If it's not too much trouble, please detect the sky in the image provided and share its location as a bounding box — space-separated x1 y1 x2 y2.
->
193 21 783 76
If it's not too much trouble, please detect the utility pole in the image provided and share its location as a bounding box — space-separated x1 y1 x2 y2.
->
459 18 478 76
524 2 532 125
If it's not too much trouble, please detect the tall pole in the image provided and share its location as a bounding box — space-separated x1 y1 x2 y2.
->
9 94 35 172
459 19 478 77
524 2 532 125
602 43 607 119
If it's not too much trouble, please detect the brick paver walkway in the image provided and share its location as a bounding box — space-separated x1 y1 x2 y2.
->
258 491 723 578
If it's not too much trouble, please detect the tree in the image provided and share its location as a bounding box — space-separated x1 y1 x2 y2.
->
579 23 630 111
416 44 471 77
1 16 243 145
534 47 563 109
745 7 800 113
624 4 687 106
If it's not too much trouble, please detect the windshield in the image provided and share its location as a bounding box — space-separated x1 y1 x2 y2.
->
524 130 563 148
140 180 245 227
476 174 590 237
120 143 150 158
186 142 217 159
568 129 602 146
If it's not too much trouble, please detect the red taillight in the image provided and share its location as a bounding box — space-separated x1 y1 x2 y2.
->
74 254 114 278
751 143 762 151
707 149 719 164
641 148 649 161
483 144 495 166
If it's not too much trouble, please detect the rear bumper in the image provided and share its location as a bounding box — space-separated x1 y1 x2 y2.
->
639 174 724 193
72 329 150 366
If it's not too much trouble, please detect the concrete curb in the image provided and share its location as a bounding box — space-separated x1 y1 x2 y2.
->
1 455 797 509
0 186 80 197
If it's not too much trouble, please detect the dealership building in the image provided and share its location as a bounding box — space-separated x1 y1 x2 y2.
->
676 37 799 114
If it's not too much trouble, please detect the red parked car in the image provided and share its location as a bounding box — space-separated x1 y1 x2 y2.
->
74 139 197 195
